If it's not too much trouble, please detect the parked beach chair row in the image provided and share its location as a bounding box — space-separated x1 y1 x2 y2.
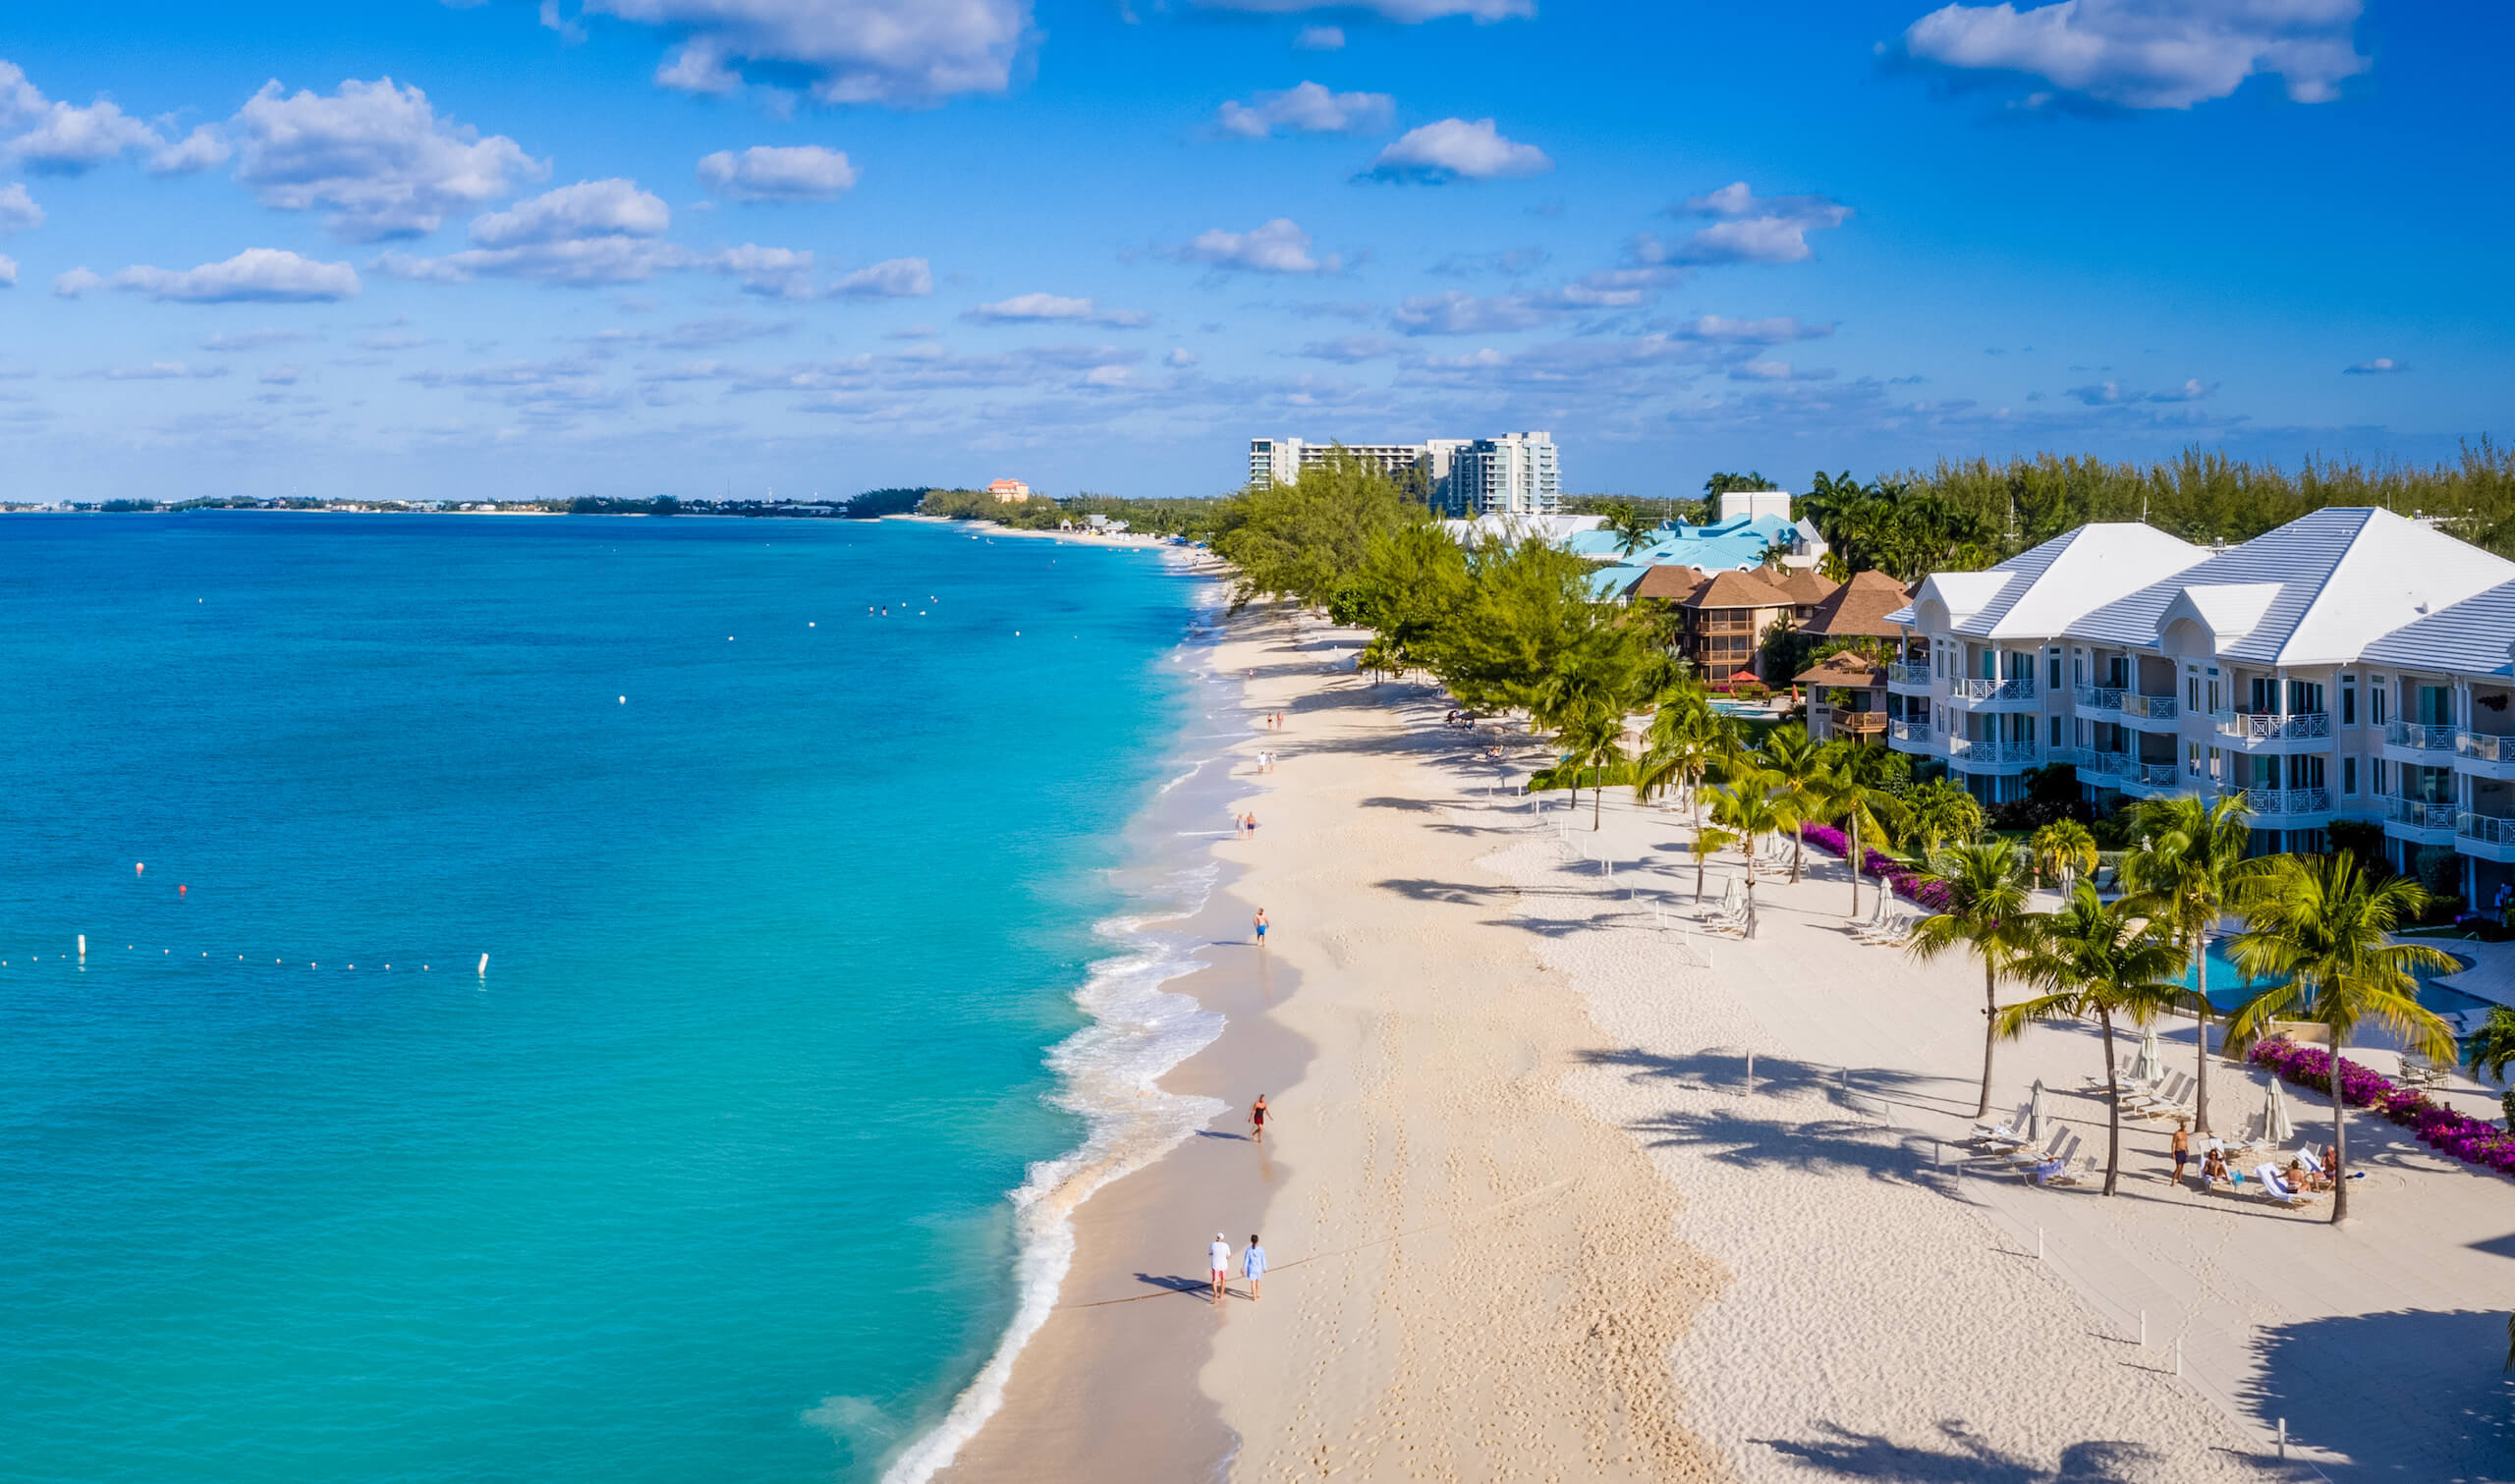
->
1853 900 1914 946
1698 880 1755 937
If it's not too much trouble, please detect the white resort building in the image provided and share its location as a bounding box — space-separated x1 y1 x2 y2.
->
1886 507 2515 898
1245 431 1558 517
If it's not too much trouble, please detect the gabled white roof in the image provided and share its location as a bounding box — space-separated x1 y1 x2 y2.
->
2070 508 2515 667
1891 522 2208 639
2360 579 2515 679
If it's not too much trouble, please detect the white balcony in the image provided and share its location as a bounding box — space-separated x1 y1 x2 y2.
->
2458 811 2515 863
2118 760 2189 798
2213 710 2331 750
1946 736 2040 771
2080 750 2132 785
2243 786 2333 818
1945 676 2037 709
1887 718 1928 744
1885 663 1933 694
2385 796 2460 842
2119 693 2181 732
2386 720 2459 756
2454 730 2515 780
2074 685 2123 713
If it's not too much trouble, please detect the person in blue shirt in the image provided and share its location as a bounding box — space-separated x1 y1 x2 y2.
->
1242 1234 1268 1300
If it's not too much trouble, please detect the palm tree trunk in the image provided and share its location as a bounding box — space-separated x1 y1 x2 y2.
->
2191 932 2214 1136
1848 808 1863 918
2099 1008 2121 1196
1744 872 1759 939
1790 824 1804 884
1695 857 1705 904
2329 1033 2351 1225
1977 960 1998 1120
1593 773 1602 830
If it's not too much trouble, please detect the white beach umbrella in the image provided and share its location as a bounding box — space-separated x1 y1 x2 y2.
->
2023 1078 2048 1143
2130 1025 2164 1086
2263 1076 2296 1145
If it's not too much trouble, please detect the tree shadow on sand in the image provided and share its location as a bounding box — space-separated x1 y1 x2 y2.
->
1579 1046 1976 1121
1755 1421 2161 1482
2246 1307 2515 1478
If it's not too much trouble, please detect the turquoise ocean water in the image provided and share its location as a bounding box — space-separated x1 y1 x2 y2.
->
0 515 1225 1482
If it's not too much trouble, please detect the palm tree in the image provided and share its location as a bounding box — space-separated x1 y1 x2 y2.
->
1633 689 1719 820
2226 852 2460 1225
1606 502 1658 559
1807 745 1911 918
1688 820 1738 905
2122 795 2264 1136
1997 885 2192 1194
1556 706 1625 830
1904 778 1984 858
2030 819 2098 893
1906 840 2041 1119
1708 783 1793 938
1759 725 1829 883
2459 1006 2515 1132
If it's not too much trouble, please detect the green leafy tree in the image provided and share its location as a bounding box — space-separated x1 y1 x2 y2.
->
1707 781 1793 938
1555 705 1628 831
1905 778 1985 857
1998 885 2191 1194
2226 852 2461 1225
2462 1007 2515 1132
1632 686 1720 821
1758 725 1829 883
1603 501 1659 558
1336 521 1473 676
2121 795 2264 1135
1213 450 1424 611
1906 841 2041 1118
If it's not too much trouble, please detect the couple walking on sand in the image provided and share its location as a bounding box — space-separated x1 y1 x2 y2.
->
1207 1232 1267 1305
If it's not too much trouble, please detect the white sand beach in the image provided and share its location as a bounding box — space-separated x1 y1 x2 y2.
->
946 601 2515 1482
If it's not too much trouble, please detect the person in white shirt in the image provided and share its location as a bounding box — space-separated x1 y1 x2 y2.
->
1208 1234 1232 1305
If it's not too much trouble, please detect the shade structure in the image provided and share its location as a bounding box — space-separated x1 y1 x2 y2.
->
2130 1025 2164 1085
2023 1078 2048 1143
2264 1075 2296 1145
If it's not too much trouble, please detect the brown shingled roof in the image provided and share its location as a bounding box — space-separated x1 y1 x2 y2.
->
1792 650 1888 688
1772 568 1839 606
1798 569 1914 638
1627 564 1708 602
1681 568 1794 610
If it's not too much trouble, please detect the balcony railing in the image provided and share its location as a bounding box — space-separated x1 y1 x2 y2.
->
2136 761 2181 787
1886 662 1932 686
2387 720 2458 751
1948 677 2036 702
2074 686 2123 712
1947 736 2039 765
2237 787 2333 816
2388 797 2460 830
2084 750 2133 780
1831 709 1888 734
2457 732 2515 763
1887 718 1928 743
1696 618 1757 635
2121 693 2179 721
2215 710 2330 742
2458 812 2515 847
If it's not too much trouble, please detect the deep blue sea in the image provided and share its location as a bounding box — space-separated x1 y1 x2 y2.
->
0 514 1223 1483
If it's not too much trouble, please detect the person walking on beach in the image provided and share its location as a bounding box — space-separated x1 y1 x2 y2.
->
1208 1233 1232 1306
2170 1121 2192 1185
1249 1092 1268 1141
1253 908 1268 947
1242 1235 1267 1300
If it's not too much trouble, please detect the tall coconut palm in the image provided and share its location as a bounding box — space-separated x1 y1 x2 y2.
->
1707 782 1793 938
1907 840 2041 1119
1807 747 1911 918
1997 885 2192 1194
2122 794 2264 1136
1688 820 1739 905
1759 725 1829 883
1556 705 1626 830
1633 691 1720 821
2463 1007 2515 1132
2226 851 2460 1225
2030 819 2098 893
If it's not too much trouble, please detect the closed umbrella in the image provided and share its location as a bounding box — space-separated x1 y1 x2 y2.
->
2264 1076 2296 1145
2023 1078 2048 1144
2130 1025 2164 1086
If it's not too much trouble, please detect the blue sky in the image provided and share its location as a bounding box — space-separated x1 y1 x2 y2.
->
1 0 2505 503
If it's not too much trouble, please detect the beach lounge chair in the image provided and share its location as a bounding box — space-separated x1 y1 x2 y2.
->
1856 906 1913 945
2253 1163 2319 1206
1972 1100 2033 1142
1848 891 1891 937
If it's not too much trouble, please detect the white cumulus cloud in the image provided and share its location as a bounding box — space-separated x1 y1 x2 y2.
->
231 78 547 242
1216 82 1394 138
52 265 100 298
836 256 933 297
1899 0 2370 109
2344 357 2407 374
0 61 158 173
1174 217 1336 274
1365 118 1550 183
1636 182 1852 265
109 247 362 303
572 0 1033 105
148 124 232 176
1293 26 1344 50
698 144 859 201
470 179 670 247
963 292 1149 327
100 360 228 380
0 253 15 287
711 243 816 298
0 181 40 233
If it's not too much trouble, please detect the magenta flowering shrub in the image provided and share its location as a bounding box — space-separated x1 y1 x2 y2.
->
2250 1039 2515 1179
1799 822 1951 909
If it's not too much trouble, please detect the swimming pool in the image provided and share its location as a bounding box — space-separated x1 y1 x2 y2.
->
2188 940 2486 1018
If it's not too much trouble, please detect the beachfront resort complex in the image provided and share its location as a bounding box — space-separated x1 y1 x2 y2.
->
1248 432 1562 518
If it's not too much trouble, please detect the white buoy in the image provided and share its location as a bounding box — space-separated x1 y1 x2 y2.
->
477 953 489 978
78 935 85 960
